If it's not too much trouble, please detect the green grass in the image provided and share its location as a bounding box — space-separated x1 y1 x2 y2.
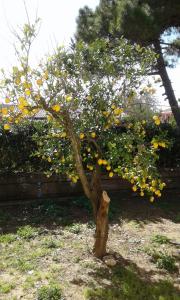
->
37 284 63 300
17 225 39 239
42 237 64 249
13 258 37 272
145 247 177 273
0 198 179 300
0 233 17 243
72 196 91 213
66 223 82 234
151 234 170 245
151 251 177 273
0 281 15 294
22 271 42 290
34 199 69 218
84 266 179 300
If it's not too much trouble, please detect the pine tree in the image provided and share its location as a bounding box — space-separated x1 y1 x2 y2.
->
76 0 180 129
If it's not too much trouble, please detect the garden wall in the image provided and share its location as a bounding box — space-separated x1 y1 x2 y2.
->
0 168 180 203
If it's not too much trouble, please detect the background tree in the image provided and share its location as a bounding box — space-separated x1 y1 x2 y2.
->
0 22 167 258
76 0 180 129
125 87 158 121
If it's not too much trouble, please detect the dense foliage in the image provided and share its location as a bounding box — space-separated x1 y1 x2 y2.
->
0 122 179 175
0 20 173 257
76 0 180 129
0 122 49 174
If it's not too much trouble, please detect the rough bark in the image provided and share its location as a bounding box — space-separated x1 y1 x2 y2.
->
90 165 103 217
154 40 180 130
63 111 110 259
63 111 92 200
93 191 110 258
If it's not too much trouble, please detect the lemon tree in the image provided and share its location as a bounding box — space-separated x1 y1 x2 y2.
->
0 22 167 258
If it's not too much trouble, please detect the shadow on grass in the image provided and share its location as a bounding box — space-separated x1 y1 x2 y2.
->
85 256 179 300
0 196 93 234
0 191 179 234
109 191 180 225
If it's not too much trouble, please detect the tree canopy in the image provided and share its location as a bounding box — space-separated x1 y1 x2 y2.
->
76 0 180 129
0 21 167 258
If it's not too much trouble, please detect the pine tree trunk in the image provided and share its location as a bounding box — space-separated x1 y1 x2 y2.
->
93 191 110 258
154 40 180 130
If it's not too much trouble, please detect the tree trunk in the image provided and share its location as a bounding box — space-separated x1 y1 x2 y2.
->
154 40 180 130
63 111 110 259
93 191 110 258
90 165 103 218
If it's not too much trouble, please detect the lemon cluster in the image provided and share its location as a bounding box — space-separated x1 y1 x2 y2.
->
115 166 166 202
151 139 167 149
102 105 123 129
153 115 161 126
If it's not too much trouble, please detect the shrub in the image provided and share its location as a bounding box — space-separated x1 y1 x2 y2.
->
17 225 38 240
37 284 63 300
0 121 49 175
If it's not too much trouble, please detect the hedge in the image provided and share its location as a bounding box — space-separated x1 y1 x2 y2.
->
0 121 179 175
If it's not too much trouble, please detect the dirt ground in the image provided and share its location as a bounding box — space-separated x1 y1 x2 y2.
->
0 192 180 300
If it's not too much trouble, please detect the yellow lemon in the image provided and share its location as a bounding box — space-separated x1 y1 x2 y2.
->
132 185 137 192
61 132 67 138
109 172 114 177
36 79 43 86
43 71 48 80
9 106 14 112
15 78 21 85
160 142 166 148
106 165 111 171
114 108 123 116
153 142 159 149
4 123 10 130
87 95 92 101
5 97 10 104
2 107 8 115
91 132 96 138
98 159 103 165
65 95 72 102
153 115 160 125
22 109 29 115
150 196 154 203
152 180 156 186
79 133 85 139
25 89 31 96
72 177 77 183
52 104 61 112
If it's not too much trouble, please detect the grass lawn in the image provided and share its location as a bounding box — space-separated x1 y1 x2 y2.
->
0 193 179 300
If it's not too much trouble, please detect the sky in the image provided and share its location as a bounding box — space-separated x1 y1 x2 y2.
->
0 0 179 109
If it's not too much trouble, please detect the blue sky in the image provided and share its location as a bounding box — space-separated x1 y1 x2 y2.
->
0 0 179 108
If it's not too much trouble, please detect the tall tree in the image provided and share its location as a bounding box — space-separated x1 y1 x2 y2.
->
1 22 167 258
76 0 180 129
